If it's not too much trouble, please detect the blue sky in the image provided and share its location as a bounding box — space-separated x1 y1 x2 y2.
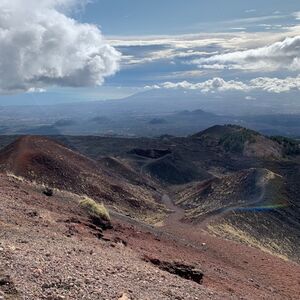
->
2 0 300 105
82 0 300 35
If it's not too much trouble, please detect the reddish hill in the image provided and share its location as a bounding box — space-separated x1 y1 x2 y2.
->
0 136 166 221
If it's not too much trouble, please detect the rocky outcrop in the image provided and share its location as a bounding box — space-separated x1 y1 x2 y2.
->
144 256 203 284
0 273 20 299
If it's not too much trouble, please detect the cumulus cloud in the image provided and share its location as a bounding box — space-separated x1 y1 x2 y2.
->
146 76 300 94
0 0 121 93
193 35 300 72
145 78 250 93
250 76 300 93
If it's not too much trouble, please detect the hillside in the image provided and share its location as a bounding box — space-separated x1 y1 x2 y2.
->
0 126 300 298
0 173 224 299
175 167 300 261
176 168 265 214
193 125 283 159
2 171 300 299
31 125 299 262
0 136 166 222
142 153 212 185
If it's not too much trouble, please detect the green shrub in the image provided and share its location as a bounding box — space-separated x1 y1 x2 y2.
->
220 129 257 154
271 136 300 156
80 197 110 222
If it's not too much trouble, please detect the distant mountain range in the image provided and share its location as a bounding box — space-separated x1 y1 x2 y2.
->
0 89 300 137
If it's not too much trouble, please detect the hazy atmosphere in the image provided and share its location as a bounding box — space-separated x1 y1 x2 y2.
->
0 2 300 300
0 0 299 138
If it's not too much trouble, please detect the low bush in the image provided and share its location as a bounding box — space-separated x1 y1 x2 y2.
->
271 136 300 156
220 128 257 153
79 197 110 222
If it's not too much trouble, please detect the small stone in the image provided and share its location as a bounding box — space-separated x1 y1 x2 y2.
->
118 293 130 300
32 268 43 278
43 188 53 197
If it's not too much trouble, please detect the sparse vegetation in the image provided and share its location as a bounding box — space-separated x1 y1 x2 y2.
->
80 196 110 222
271 136 300 156
220 127 258 153
208 223 290 261
6 172 25 182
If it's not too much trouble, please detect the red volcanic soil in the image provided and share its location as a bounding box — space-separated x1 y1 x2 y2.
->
0 136 165 219
0 173 226 299
109 211 300 299
0 171 300 299
0 135 101 188
0 137 300 299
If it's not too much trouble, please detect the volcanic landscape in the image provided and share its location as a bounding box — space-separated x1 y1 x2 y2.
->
0 125 300 299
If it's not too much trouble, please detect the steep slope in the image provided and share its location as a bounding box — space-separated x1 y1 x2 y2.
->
143 153 212 185
176 167 300 261
97 156 157 189
2 173 300 299
0 173 227 300
208 162 300 262
0 136 166 222
176 168 265 215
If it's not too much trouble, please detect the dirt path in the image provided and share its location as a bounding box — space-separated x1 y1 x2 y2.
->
161 168 272 231
160 194 185 226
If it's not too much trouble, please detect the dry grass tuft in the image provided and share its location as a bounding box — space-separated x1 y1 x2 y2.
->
80 196 110 222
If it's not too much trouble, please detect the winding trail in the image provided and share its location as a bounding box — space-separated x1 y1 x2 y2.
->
160 168 276 232
160 194 185 227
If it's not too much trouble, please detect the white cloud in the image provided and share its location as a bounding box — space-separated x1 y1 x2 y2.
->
293 11 300 20
230 27 247 31
0 0 121 93
250 76 300 93
163 70 205 79
245 9 256 14
146 78 249 93
146 75 300 94
193 35 300 72
121 49 212 65
109 25 300 69
109 32 280 50
27 87 47 93
245 96 256 100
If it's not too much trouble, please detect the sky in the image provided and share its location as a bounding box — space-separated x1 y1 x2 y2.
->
1 0 300 105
